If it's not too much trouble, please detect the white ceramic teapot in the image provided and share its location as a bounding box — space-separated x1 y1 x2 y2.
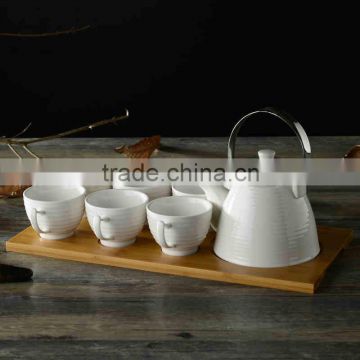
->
200 108 320 268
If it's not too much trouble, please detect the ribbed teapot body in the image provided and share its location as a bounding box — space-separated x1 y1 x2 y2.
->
213 185 319 268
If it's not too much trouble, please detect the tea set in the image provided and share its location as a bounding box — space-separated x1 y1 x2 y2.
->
23 108 321 268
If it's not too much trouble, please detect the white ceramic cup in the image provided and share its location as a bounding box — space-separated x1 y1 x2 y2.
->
146 196 212 256
113 171 171 201
171 184 206 198
85 189 149 248
23 186 86 240
83 185 112 218
84 185 112 195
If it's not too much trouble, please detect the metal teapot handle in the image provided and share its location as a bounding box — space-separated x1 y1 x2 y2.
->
227 107 311 159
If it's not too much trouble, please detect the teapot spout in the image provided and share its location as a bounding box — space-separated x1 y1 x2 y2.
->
199 185 229 231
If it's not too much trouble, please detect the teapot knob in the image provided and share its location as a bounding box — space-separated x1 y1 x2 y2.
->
258 149 275 173
258 149 275 159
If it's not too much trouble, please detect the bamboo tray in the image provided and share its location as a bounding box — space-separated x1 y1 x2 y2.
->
6 218 353 294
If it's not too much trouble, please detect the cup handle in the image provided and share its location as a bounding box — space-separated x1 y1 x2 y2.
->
93 215 114 240
29 208 47 234
157 220 173 248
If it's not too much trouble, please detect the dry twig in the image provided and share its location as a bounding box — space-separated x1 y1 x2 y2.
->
0 25 91 38
0 109 129 158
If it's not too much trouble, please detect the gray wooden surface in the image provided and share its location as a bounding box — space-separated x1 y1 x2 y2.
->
0 137 359 360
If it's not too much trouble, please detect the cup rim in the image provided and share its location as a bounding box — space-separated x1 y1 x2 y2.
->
171 184 205 196
23 186 86 204
113 171 171 188
85 189 149 211
146 196 212 219
113 184 171 191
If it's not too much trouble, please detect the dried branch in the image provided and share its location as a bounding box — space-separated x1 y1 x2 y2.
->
22 145 39 159
1 109 129 158
12 122 32 138
7 143 21 158
0 25 91 38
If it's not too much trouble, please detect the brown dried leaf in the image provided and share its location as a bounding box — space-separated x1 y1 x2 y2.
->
0 185 29 198
115 135 161 158
344 145 360 158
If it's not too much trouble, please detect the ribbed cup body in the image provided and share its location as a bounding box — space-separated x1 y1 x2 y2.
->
146 196 212 256
24 194 85 235
147 206 212 249
86 203 147 243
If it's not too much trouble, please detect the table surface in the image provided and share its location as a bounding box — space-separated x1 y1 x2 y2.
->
0 137 359 360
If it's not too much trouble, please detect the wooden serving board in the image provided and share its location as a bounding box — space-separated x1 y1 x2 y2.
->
6 219 353 294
